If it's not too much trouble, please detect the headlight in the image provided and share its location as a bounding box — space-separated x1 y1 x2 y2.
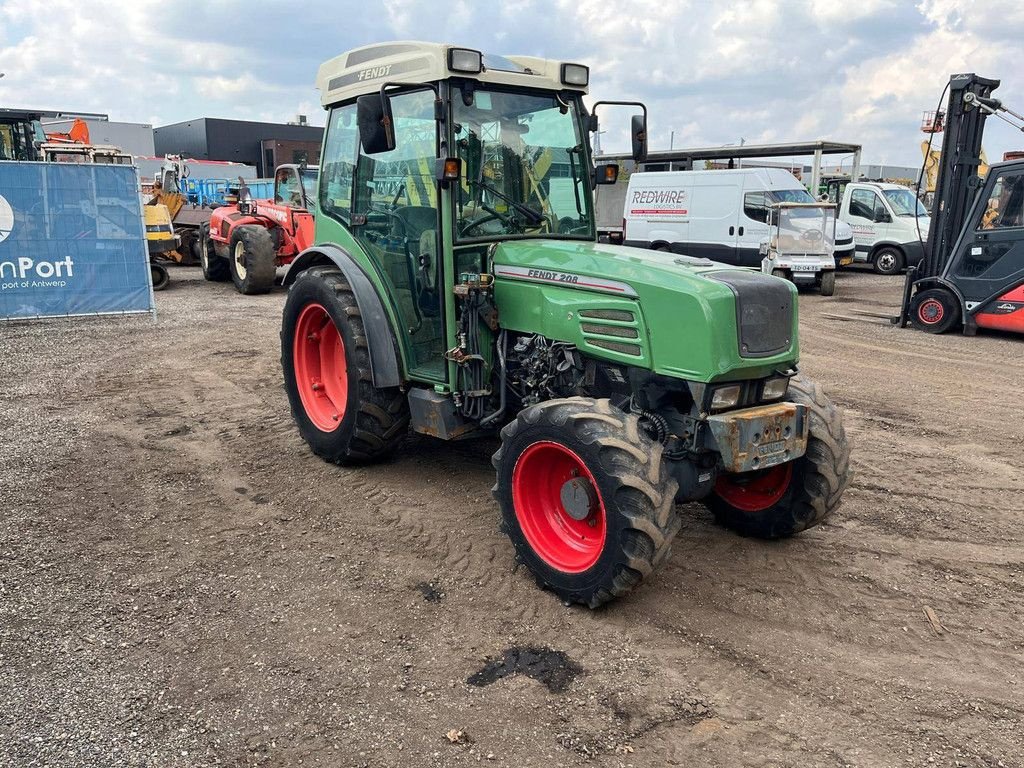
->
761 376 789 401
710 384 742 411
448 48 483 74
561 63 589 87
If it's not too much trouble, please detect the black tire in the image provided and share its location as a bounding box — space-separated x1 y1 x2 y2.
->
652 243 671 252
819 270 836 296
281 265 409 464
177 229 200 266
199 223 231 282
230 225 277 294
493 397 681 608
150 262 169 292
873 246 904 275
910 287 961 334
771 268 788 281
707 375 851 539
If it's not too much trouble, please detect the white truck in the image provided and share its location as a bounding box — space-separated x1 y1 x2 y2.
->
827 180 930 275
621 167 856 268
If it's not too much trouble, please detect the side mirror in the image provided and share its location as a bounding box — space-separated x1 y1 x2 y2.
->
593 163 619 186
357 92 396 155
875 210 891 224
631 114 647 163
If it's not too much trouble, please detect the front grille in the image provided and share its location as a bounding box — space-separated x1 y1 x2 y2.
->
707 271 793 358
579 309 635 322
580 323 639 339
836 236 853 246
588 339 642 357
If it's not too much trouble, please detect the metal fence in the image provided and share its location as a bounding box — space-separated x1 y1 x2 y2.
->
0 161 154 320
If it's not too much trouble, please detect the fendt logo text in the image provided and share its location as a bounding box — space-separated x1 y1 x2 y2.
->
0 194 13 244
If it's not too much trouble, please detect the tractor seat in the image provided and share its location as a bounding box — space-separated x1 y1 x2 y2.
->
391 206 437 243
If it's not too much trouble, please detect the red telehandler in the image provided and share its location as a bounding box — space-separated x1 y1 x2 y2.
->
199 164 317 294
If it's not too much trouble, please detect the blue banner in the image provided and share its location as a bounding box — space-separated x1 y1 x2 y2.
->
0 161 154 320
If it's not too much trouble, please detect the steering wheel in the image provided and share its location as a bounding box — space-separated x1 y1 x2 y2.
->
459 204 514 237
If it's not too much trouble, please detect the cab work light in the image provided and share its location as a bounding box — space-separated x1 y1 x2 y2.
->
448 48 483 74
561 63 589 87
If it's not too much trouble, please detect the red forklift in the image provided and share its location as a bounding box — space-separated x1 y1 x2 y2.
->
897 73 1024 334
199 164 317 294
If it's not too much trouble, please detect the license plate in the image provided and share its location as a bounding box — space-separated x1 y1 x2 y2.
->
791 265 818 272
839 257 853 266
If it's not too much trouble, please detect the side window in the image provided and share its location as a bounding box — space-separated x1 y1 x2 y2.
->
979 174 1024 230
850 189 877 219
743 192 768 222
319 104 358 222
275 168 302 207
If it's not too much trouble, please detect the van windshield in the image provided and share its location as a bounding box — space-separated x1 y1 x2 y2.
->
884 188 928 217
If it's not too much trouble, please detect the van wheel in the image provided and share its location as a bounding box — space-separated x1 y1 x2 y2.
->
771 268 788 280
873 246 904 275
652 243 671 252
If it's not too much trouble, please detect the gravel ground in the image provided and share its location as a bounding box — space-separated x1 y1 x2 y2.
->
1 266 1022 767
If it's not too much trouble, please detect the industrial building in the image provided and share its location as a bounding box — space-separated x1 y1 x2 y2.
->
154 117 323 176
41 115 155 157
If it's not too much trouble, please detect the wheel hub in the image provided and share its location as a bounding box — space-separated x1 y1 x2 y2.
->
919 298 944 323
234 241 247 280
559 476 597 521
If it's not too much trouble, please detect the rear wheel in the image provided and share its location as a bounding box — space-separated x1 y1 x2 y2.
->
819 270 836 296
199 223 230 282
493 398 680 608
707 375 850 538
911 288 960 334
230 225 277 294
281 266 409 464
873 246 904 275
771 268 788 281
150 262 169 291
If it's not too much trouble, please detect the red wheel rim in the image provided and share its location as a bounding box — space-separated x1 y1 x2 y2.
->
715 462 793 512
511 442 607 573
918 298 945 325
293 303 348 432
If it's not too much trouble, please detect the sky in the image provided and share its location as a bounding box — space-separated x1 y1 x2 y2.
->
1 0 1023 169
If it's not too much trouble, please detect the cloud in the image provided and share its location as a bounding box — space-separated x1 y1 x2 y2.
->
0 0 1022 164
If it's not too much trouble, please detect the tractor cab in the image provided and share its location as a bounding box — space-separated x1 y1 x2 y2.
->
0 109 46 162
273 164 319 212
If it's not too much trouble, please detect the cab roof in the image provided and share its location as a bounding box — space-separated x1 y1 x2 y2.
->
316 40 588 108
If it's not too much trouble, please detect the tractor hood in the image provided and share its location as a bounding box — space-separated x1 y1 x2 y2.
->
491 239 799 383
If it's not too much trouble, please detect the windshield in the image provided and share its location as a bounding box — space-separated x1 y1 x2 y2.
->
452 85 594 241
768 188 825 218
300 169 318 204
884 188 928 217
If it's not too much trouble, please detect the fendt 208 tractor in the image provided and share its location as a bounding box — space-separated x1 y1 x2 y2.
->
280 42 851 607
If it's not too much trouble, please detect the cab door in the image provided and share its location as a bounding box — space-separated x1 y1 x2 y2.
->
847 187 889 252
951 168 1024 330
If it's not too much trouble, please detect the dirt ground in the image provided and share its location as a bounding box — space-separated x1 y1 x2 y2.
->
2 266 1023 768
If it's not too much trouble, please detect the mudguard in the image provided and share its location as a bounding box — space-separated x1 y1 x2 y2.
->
283 244 402 388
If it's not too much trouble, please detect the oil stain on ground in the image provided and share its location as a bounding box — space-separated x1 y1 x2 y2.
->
467 646 583 693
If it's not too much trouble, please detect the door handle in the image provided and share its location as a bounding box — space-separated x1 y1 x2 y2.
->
739 226 744 236
729 226 735 236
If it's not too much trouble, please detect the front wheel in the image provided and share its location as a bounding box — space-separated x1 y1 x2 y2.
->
281 266 409 464
873 246 904 275
707 375 851 539
230 225 277 295
910 287 961 334
493 398 681 608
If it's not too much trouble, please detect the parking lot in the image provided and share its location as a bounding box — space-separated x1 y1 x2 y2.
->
2 267 1023 767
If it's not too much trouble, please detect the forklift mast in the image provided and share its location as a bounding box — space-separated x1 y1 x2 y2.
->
919 74 1001 279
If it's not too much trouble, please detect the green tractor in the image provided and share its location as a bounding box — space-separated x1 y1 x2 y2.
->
280 42 851 607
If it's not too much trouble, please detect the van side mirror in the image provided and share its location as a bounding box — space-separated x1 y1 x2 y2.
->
631 114 647 164
357 92 396 155
874 209 891 224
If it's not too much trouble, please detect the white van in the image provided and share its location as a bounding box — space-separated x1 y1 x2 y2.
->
622 168 856 267
829 181 930 275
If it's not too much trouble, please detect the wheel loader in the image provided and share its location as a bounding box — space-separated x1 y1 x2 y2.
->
280 42 852 607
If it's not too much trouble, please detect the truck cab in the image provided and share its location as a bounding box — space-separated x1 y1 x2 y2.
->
0 109 46 162
829 180 930 274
